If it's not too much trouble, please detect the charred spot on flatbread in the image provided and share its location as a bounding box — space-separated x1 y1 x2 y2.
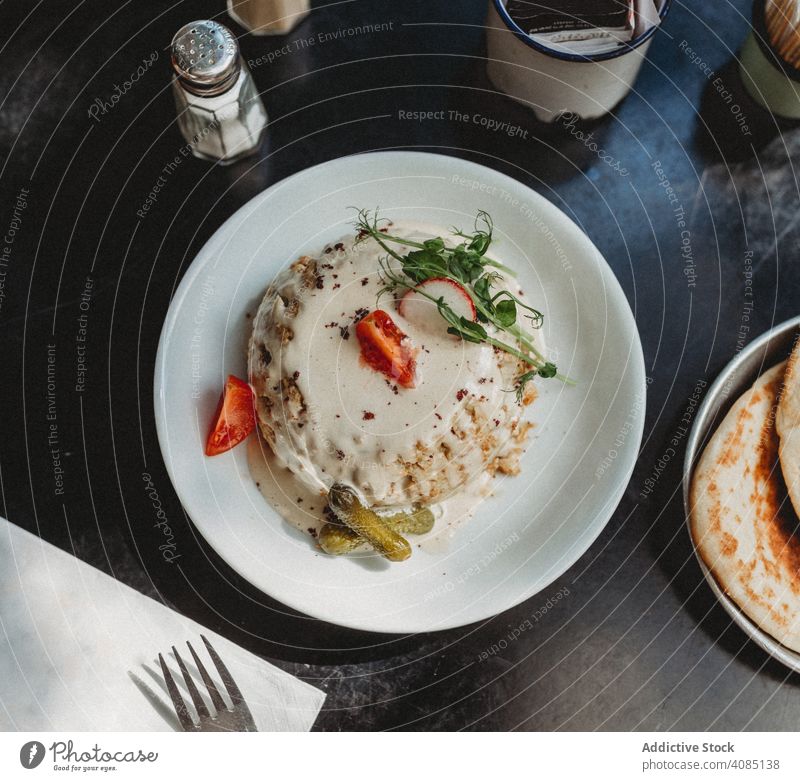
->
690 361 800 652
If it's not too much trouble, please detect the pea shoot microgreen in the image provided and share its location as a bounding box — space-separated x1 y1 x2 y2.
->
354 208 571 400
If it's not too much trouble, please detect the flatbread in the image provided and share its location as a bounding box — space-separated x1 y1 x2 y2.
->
690 361 800 653
776 336 800 519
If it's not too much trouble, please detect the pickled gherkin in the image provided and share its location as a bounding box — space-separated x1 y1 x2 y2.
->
319 504 435 556
323 483 425 561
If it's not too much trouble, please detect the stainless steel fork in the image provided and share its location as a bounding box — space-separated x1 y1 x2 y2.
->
158 634 257 732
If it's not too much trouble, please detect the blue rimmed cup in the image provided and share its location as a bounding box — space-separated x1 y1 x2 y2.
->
486 0 672 122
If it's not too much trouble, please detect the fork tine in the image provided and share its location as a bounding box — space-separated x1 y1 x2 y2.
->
187 641 227 713
172 646 211 721
200 635 244 704
201 635 257 731
158 653 196 731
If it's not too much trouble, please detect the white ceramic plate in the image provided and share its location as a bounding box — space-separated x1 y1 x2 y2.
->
154 151 646 633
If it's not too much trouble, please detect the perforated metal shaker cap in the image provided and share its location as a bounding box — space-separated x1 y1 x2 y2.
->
170 20 240 96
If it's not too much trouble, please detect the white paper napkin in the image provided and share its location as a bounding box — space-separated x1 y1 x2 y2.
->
0 518 325 731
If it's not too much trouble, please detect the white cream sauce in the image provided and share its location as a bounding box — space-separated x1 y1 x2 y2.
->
247 433 492 554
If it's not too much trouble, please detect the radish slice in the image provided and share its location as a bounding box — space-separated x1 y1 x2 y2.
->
398 277 477 333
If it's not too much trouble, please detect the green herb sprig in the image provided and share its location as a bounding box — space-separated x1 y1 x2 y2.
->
354 209 571 400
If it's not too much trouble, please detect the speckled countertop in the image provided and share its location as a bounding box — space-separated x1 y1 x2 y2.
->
1 0 799 730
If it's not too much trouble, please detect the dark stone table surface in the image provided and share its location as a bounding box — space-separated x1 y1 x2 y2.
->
2 0 800 730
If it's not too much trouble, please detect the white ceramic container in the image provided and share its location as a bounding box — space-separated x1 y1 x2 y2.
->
486 0 671 122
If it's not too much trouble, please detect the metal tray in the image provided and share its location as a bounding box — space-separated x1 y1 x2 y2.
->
683 315 800 672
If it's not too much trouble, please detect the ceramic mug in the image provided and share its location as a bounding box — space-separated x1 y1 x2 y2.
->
739 0 800 120
486 0 672 122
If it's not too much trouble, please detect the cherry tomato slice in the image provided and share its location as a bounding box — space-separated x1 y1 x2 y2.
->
205 375 256 456
355 310 416 388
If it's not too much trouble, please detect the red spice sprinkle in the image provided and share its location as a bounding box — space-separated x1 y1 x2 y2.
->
434 412 442 420
363 411 375 420
315 275 325 289
339 326 350 340
361 277 369 286
494 419 501 426
336 450 345 460
353 307 369 323
456 388 468 401
478 378 487 384
324 247 333 254
333 283 341 290
334 242 345 251
292 370 300 380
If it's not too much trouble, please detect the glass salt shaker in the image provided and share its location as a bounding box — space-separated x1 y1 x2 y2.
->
170 20 267 164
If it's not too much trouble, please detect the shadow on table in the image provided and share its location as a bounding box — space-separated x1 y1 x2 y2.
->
137 522 493 666
692 59 800 165
446 60 626 186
